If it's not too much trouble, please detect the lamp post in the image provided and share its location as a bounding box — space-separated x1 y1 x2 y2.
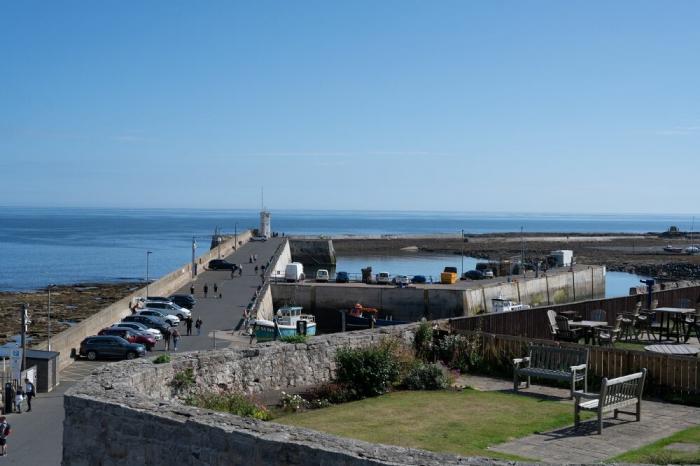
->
47 284 55 351
146 251 153 298
460 229 464 278
234 222 238 251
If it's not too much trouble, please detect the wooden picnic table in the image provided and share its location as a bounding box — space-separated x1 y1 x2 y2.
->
653 307 696 342
568 320 608 344
644 344 700 356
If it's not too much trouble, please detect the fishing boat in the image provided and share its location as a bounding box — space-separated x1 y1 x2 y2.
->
491 295 531 313
663 245 684 253
342 303 408 330
253 306 317 342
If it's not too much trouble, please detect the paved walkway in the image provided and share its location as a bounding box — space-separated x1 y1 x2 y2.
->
456 374 700 463
2 237 284 466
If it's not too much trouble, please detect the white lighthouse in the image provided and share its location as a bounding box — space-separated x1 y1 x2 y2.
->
260 210 271 238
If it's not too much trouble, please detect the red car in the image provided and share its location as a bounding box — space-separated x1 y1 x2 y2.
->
98 328 156 350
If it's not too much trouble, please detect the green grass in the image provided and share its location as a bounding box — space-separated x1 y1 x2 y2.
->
274 389 588 460
609 425 700 464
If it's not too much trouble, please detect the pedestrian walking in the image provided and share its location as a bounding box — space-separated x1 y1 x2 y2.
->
186 316 193 335
14 388 24 414
0 416 11 457
231 267 236 279
163 327 172 351
24 379 35 412
213 283 218 294
195 318 202 336
249 255 253 263
238 265 243 276
254 254 258 262
190 284 195 295
172 329 180 351
203 283 209 298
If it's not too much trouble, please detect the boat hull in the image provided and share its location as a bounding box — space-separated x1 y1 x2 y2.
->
254 320 317 342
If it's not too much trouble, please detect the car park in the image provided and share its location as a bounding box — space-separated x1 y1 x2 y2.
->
335 271 350 283
463 270 485 280
122 314 171 334
111 322 162 340
79 335 146 361
98 328 156 350
143 301 191 319
411 275 427 284
315 269 330 282
208 259 237 270
137 309 179 326
169 294 196 309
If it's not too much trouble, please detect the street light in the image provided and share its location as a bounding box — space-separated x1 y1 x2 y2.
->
460 229 464 278
234 222 238 251
146 251 153 298
47 284 56 351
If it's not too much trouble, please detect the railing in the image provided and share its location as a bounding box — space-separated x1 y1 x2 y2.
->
450 284 700 339
450 330 700 394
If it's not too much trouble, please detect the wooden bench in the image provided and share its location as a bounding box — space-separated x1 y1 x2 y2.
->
513 345 589 398
574 369 647 434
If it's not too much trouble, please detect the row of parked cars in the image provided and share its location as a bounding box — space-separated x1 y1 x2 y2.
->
78 294 196 361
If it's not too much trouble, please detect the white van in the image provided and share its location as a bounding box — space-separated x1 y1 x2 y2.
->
315 269 329 282
376 271 391 285
285 262 305 282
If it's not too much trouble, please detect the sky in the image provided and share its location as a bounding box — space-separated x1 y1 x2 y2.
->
1 1 699 213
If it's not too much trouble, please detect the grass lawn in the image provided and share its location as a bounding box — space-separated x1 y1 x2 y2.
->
274 389 586 460
609 425 700 465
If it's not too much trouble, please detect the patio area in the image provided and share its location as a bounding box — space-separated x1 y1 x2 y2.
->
456 373 700 463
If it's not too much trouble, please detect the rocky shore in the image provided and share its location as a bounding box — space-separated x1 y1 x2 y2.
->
0 282 143 346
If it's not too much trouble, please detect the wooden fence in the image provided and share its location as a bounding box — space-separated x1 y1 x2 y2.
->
450 284 700 339
449 331 700 394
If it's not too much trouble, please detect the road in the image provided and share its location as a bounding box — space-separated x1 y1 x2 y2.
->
1 237 284 466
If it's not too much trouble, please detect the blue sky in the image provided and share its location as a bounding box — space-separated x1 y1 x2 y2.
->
1 1 699 213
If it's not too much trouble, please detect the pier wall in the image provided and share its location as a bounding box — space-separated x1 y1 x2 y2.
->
289 238 336 265
254 240 292 322
33 231 253 371
271 266 605 328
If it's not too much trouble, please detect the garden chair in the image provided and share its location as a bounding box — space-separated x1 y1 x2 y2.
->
619 312 639 341
635 310 657 342
596 315 623 346
554 315 583 343
683 306 700 343
590 309 606 322
547 310 558 337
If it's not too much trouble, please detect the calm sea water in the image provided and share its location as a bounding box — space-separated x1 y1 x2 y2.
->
0 207 676 291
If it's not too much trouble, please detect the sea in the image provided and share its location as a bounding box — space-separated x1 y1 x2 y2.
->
0 207 683 294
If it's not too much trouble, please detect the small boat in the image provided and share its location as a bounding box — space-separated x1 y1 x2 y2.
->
253 306 317 342
342 303 408 330
492 295 531 313
685 245 700 255
663 245 684 253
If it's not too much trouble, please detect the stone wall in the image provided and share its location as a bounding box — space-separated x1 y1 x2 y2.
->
64 323 525 466
289 238 336 265
35 231 253 371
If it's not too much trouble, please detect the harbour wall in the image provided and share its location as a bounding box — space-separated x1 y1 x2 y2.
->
63 323 519 466
33 231 253 371
289 238 336 266
253 240 292 322
271 266 605 329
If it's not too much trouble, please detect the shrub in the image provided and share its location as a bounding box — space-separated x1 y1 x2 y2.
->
437 334 483 373
305 382 353 405
280 391 307 412
186 392 271 420
335 343 400 398
153 354 171 364
279 335 307 344
171 367 196 390
403 363 450 390
414 321 434 361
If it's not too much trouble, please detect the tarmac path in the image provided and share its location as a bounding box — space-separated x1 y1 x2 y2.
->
1 237 284 466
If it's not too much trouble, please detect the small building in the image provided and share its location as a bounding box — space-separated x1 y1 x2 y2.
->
550 249 574 267
260 210 271 238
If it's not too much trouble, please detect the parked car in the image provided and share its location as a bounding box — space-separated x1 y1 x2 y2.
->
463 270 485 280
144 296 171 302
137 309 179 326
143 301 191 319
482 269 495 279
251 236 268 242
122 314 171 334
285 263 305 282
98 328 156 350
376 272 391 285
169 294 196 309
335 271 350 283
316 269 330 282
392 275 411 286
79 335 146 361
411 275 427 284
208 259 237 270
111 322 162 340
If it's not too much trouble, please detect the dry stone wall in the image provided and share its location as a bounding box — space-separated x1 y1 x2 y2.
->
63 323 523 466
